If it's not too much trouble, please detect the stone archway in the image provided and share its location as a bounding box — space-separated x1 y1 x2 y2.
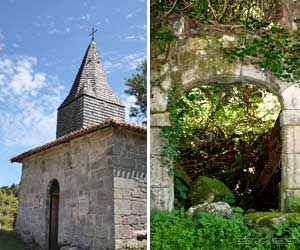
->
48 179 60 250
150 37 300 211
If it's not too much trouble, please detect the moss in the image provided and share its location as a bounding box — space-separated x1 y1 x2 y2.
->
189 176 234 205
244 212 300 234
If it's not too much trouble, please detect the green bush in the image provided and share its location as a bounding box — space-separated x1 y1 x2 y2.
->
0 189 18 231
151 209 300 250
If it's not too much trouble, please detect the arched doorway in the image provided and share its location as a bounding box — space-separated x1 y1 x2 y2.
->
49 180 60 250
151 59 300 211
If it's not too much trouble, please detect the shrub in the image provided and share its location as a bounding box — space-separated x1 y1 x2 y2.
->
151 209 300 250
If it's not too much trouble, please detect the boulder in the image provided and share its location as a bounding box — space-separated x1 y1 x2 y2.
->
188 201 233 219
189 176 234 205
244 212 300 234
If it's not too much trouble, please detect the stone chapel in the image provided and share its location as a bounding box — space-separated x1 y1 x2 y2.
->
11 37 147 250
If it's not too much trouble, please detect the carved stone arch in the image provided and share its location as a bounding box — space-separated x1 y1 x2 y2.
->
151 58 300 211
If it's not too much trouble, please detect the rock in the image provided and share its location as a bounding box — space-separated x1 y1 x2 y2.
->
188 201 233 219
244 212 300 234
189 176 234 205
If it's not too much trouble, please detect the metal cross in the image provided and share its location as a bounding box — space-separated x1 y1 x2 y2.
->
89 27 98 41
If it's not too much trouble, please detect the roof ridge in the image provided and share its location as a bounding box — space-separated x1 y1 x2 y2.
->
11 119 146 163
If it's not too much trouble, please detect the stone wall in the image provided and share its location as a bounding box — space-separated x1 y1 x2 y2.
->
150 31 300 211
16 126 146 250
112 129 147 250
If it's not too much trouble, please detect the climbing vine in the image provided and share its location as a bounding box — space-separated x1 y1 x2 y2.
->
151 0 300 83
224 26 300 83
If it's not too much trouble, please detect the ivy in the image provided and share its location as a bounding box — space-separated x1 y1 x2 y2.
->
224 26 300 82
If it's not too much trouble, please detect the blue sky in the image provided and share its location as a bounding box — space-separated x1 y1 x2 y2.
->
0 0 147 186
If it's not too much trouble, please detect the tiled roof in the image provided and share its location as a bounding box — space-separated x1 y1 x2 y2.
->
11 119 146 163
58 40 123 109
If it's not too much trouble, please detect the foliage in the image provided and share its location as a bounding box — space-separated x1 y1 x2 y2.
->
174 176 189 209
124 60 147 125
151 208 298 250
0 186 19 231
151 0 300 83
0 230 25 250
290 198 300 213
0 184 20 198
161 84 281 209
151 209 300 250
224 26 300 83
151 0 279 27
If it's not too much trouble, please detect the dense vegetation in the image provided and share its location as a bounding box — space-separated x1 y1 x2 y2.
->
151 0 300 248
162 84 281 210
0 184 19 231
151 209 300 250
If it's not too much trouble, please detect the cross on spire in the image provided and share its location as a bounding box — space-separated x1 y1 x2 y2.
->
89 27 98 41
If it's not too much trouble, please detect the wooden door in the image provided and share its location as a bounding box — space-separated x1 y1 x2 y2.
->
49 181 59 250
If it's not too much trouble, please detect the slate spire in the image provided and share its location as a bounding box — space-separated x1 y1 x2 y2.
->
56 39 125 138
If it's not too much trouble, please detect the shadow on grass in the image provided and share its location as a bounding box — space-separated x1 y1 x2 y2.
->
0 230 25 250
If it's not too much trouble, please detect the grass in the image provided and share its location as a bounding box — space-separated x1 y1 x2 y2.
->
0 230 25 250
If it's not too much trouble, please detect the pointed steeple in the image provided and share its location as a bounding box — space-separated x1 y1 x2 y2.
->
56 39 125 138
59 40 123 109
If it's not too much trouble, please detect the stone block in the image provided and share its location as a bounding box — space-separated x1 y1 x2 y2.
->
150 156 173 188
151 113 170 127
131 191 145 199
114 177 136 189
138 216 146 226
281 85 300 109
132 201 146 216
282 126 300 154
282 154 300 189
151 86 168 112
114 200 131 215
150 186 174 211
281 110 300 126
161 75 172 91
122 215 139 225
241 64 268 87
115 225 133 239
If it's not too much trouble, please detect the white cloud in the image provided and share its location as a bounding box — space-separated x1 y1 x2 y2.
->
125 34 145 41
121 53 145 70
0 56 46 95
103 52 145 73
0 56 65 147
126 13 134 19
103 61 122 73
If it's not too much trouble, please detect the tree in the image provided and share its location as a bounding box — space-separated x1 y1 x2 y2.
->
124 60 147 125
0 187 18 230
